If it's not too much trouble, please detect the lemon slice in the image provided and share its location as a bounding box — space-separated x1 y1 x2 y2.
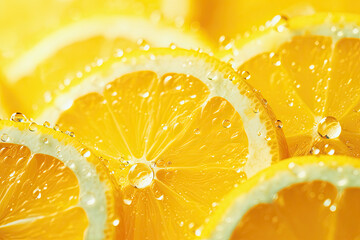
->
222 13 360 157
0 16 210 117
0 116 115 239
38 48 287 239
202 155 360 239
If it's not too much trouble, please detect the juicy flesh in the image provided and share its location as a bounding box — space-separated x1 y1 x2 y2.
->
3 36 138 117
57 70 249 239
239 36 360 157
231 180 360 240
0 143 88 239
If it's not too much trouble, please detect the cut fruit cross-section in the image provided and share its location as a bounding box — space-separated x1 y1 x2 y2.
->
0 16 210 118
202 155 360 240
0 117 115 239
41 48 289 239
222 13 360 158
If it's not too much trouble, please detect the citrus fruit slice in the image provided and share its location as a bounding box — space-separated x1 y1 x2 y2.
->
41 48 288 239
201 155 360 240
188 0 360 42
0 116 115 239
223 13 360 157
0 16 209 118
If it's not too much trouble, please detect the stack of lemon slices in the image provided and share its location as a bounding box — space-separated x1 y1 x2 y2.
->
0 2 360 239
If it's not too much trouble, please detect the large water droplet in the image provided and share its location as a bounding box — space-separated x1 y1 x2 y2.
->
317 116 341 139
10 112 28 122
128 163 154 189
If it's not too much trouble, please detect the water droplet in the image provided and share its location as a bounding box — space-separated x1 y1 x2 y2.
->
323 198 332 207
195 227 203 236
137 39 150 51
43 121 51 128
240 70 251 80
29 122 37 132
271 15 288 32
33 188 41 199
219 36 234 50
310 147 320 155
297 170 307 178
288 162 296 169
140 92 149 98
128 163 154 189
81 148 91 158
188 222 195 229
1 134 9 142
275 120 283 128
222 119 231 128
43 138 49 144
329 205 337 212
169 43 177 49
112 219 120 226
53 124 60 131
269 52 281 66
317 116 341 139
193 128 201 135
156 159 166 167
207 71 218 81
10 112 27 122
122 196 132 205
327 149 335 155
338 178 348 186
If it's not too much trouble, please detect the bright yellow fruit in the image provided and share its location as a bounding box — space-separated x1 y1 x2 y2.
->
0 16 210 118
202 155 360 240
37 48 288 239
223 13 360 157
0 117 115 239
190 0 360 41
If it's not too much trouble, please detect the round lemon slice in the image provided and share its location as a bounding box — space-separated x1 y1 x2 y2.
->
221 13 360 157
202 155 360 240
0 116 115 239
37 48 288 239
0 16 210 118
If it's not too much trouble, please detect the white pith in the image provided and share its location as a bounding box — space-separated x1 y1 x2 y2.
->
36 52 274 177
0 126 108 240
4 16 207 83
227 16 360 67
206 160 360 240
